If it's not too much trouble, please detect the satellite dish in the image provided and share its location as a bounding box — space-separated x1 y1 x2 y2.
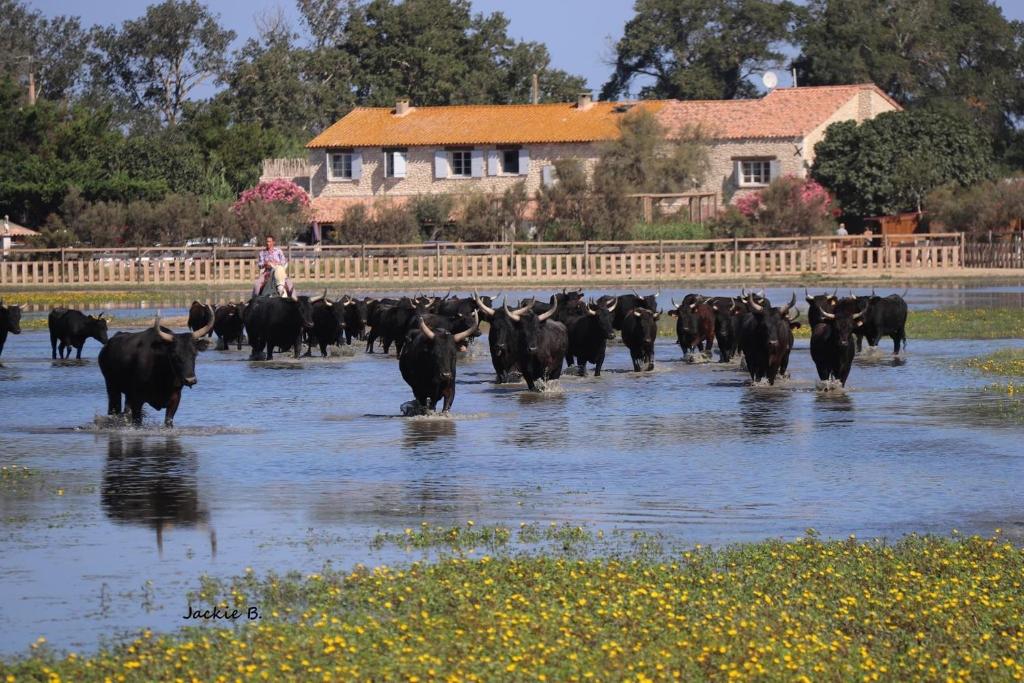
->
762 71 778 90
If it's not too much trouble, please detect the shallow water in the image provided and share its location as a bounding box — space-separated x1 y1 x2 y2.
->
1 285 1023 655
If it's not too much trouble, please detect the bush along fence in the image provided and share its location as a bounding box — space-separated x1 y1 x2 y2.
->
0 234 974 286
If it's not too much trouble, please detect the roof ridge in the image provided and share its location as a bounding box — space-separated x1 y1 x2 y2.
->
343 100 670 112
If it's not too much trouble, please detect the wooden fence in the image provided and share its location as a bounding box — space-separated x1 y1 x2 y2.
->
964 239 1024 269
0 234 969 287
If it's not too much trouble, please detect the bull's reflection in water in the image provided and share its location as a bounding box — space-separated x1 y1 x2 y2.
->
101 434 215 558
402 418 456 449
740 387 795 438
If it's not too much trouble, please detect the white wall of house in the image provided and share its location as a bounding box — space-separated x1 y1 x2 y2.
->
803 89 900 168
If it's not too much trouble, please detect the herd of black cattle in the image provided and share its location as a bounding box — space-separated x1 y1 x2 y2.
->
0 287 908 425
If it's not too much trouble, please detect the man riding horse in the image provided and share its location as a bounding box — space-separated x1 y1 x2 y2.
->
252 235 294 298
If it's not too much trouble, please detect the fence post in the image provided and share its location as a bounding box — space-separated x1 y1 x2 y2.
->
583 241 589 275
136 247 142 283
59 248 66 284
509 241 516 276
732 237 739 274
658 240 664 279
959 232 965 268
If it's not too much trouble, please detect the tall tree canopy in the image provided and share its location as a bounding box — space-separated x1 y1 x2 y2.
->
298 0 587 108
793 0 1024 149
90 0 235 126
601 0 799 100
0 0 91 101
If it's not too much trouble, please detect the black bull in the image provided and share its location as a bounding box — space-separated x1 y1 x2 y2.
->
244 295 318 360
810 304 865 387
738 294 800 385
99 314 214 426
399 314 478 413
0 300 24 359
505 301 568 391
213 302 247 350
48 308 109 359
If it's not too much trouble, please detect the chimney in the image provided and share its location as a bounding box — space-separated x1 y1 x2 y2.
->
531 73 539 105
576 92 593 111
395 98 411 116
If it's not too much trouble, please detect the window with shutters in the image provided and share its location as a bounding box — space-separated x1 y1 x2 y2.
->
384 148 407 178
449 150 472 177
328 151 353 180
738 159 773 187
500 148 520 175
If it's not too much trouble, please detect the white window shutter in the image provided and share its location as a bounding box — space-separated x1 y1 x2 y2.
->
542 165 555 188
733 160 744 186
434 151 448 179
487 150 500 176
394 150 407 178
351 152 362 180
471 150 484 178
769 160 781 182
518 148 530 176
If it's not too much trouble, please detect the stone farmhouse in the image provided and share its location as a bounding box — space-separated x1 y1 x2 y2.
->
261 84 900 227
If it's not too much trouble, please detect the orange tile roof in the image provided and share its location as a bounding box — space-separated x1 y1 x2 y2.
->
307 101 669 148
658 84 902 140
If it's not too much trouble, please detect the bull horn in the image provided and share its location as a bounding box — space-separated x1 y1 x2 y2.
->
787 309 801 322
871 288 876 296
899 288 908 299
804 287 814 304
472 290 496 317
418 317 436 340
503 304 522 322
779 292 796 316
747 294 763 312
538 299 558 321
819 306 836 320
689 303 697 310
632 288 641 298
740 287 748 298
453 312 479 343
852 308 864 320
633 309 643 317
586 303 597 316
98 311 107 319
671 298 678 309
655 289 661 298
512 299 533 315
606 299 617 312
154 317 175 343
192 306 215 338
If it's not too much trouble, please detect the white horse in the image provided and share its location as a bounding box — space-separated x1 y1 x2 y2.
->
257 264 293 298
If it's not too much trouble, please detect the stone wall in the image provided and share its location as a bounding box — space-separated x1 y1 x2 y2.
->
696 138 805 206
309 142 602 200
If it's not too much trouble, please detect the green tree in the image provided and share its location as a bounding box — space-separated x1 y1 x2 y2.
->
0 0 91 101
300 0 586 109
811 109 995 217
793 0 1024 152
90 0 235 126
593 109 709 194
601 0 799 100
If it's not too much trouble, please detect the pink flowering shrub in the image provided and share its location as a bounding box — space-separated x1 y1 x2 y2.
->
231 179 311 242
733 176 839 237
232 179 310 213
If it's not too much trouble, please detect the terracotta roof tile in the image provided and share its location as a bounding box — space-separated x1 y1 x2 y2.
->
657 84 901 140
307 101 669 149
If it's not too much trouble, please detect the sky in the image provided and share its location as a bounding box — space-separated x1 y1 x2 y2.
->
29 0 1024 98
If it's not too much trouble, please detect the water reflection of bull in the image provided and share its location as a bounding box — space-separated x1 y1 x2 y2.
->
101 434 214 557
